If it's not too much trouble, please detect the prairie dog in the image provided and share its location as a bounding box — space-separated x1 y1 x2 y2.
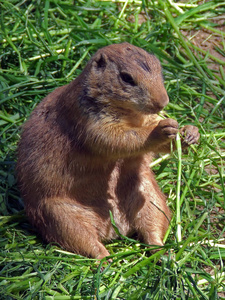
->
16 43 200 258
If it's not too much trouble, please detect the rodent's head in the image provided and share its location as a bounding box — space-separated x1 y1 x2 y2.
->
83 42 169 114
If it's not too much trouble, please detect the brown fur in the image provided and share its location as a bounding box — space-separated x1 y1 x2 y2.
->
16 43 200 259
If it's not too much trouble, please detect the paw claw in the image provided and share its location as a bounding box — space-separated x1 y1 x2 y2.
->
180 125 200 146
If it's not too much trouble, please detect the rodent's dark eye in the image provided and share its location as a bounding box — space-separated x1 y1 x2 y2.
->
120 72 136 86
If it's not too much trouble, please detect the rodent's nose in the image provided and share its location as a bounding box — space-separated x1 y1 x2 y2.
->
157 93 169 110
162 93 169 107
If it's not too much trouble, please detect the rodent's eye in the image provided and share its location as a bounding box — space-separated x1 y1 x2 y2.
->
120 72 136 86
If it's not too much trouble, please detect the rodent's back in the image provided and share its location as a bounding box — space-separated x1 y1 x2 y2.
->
16 87 71 200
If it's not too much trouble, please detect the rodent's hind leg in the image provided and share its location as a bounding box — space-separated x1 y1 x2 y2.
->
132 179 170 248
135 213 169 248
29 197 110 259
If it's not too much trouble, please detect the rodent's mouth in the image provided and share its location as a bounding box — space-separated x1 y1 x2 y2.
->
114 101 164 116
142 99 169 115
139 105 163 115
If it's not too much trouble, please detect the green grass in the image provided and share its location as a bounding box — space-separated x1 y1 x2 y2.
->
0 0 225 299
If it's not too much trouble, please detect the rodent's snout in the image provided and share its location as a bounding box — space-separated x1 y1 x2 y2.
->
160 92 169 108
153 92 169 112
142 91 169 114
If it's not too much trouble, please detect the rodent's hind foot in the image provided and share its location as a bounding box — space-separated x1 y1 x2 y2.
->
94 243 111 260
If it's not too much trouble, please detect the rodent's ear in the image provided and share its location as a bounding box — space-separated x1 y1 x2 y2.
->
92 53 108 72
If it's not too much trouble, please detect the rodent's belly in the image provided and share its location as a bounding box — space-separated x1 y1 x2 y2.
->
69 160 147 240
69 182 134 239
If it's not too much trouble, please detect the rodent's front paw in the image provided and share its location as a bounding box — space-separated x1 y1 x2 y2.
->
180 125 200 146
157 118 179 139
